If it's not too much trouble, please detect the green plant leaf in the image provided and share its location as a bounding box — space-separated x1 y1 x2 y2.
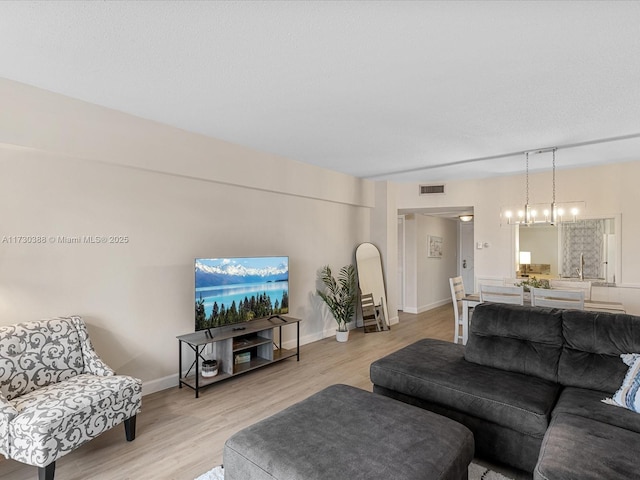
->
317 263 357 330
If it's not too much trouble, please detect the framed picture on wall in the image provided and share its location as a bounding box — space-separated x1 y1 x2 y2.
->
428 235 443 258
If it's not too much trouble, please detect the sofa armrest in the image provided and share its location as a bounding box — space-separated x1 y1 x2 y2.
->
0 393 18 459
83 345 116 376
71 316 115 376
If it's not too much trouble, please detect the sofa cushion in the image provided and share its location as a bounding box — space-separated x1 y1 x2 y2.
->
374 384 544 473
370 338 561 437
8 373 142 467
552 386 640 435
534 413 640 480
0 318 85 400
464 303 564 383
558 310 640 393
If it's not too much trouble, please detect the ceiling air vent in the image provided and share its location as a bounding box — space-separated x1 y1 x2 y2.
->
419 184 446 195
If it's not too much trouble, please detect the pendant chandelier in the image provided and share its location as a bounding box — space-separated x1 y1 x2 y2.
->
501 148 585 226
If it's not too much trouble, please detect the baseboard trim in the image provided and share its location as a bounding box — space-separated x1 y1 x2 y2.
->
142 374 178 396
403 298 451 315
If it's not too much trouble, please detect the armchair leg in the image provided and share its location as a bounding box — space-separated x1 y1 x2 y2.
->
39 462 55 480
124 415 137 441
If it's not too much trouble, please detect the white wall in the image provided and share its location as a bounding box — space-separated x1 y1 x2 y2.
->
369 181 399 324
0 79 374 394
402 214 458 313
403 214 418 311
394 161 640 315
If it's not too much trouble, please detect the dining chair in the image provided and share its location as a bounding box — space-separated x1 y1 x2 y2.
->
531 287 585 309
449 276 467 344
479 284 524 305
549 279 592 300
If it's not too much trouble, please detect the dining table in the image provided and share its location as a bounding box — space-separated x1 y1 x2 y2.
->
460 293 626 345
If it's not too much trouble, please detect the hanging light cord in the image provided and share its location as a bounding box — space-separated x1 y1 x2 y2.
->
525 151 530 205
552 148 556 204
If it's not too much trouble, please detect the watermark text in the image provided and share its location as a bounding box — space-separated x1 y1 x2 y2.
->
1 235 130 245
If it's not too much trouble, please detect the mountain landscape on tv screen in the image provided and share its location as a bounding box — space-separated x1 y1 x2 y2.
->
195 257 289 330
195 258 288 288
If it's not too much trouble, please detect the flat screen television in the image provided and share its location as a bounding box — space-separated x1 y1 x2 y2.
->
195 256 289 331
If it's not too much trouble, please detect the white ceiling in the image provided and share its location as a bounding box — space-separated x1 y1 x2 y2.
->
2 1 640 183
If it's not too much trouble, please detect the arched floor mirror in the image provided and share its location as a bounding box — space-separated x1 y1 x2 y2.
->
355 242 390 333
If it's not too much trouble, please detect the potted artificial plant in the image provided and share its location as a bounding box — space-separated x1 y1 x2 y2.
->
516 276 551 292
317 264 357 342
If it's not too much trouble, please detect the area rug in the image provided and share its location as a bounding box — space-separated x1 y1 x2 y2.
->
195 463 514 480
468 462 515 480
195 466 224 480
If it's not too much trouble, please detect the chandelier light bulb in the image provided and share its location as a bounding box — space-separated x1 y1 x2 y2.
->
504 211 513 224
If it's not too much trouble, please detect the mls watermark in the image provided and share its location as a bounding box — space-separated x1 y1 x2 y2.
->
1 235 130 245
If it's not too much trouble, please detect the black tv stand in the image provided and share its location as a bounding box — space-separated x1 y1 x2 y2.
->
177 316 301 398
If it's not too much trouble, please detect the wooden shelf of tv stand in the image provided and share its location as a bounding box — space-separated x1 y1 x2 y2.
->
177 315 301 398
233 334 271 352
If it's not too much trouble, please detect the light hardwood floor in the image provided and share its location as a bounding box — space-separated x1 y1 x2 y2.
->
0 305 529 480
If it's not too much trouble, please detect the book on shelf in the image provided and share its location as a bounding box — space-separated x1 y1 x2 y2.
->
234 352 251 364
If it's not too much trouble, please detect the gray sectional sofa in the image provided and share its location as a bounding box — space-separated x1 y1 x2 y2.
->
370 302 640 479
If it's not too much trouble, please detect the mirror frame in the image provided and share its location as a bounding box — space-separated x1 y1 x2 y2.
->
355 242 390 330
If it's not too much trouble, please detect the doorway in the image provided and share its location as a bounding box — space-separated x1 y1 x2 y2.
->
459 221 474 293
396 207 474 312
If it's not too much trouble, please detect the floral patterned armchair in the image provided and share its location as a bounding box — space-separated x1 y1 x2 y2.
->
0 316 142 480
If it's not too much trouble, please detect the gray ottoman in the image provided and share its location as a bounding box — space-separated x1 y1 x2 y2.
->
224 384 474 480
